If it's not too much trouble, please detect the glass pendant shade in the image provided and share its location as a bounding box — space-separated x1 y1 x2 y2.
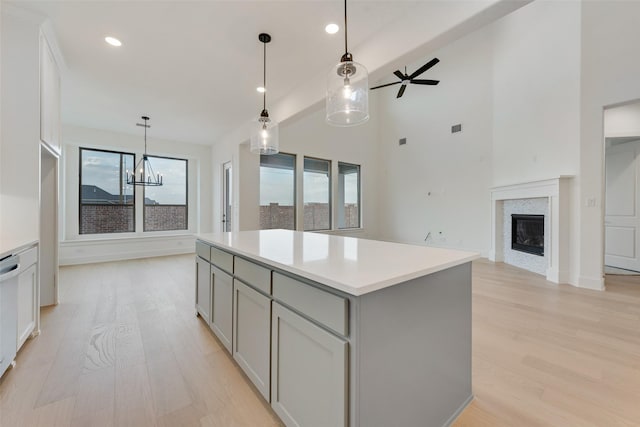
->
326 60 369 126
251 33 279 155
250 115 279 155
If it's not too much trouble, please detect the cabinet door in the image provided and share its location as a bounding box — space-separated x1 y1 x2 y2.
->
233 279 271 401
210 266 232 353
1 276 18 377
40 34 61 154
195 257 211 323
272 302 348 427
17 264 37 350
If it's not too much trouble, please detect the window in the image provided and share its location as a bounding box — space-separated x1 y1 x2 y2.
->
260 153 296 230
144 156 188 231
79 148 135 234
303 157 331 231
337 162 360 229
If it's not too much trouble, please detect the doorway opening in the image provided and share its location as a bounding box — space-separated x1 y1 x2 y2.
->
603 101 640 276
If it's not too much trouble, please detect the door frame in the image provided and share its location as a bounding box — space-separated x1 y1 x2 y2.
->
39 143 60 314
222 161 232 232
602 99 640 277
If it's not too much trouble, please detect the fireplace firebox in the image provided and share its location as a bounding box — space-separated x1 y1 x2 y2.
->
511 214 544 256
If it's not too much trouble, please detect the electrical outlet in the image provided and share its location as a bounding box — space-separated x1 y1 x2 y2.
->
586 197 597 207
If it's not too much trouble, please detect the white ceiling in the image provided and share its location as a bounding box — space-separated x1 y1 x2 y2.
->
12 0 518 145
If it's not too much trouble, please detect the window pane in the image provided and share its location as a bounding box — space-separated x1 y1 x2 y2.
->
80 148 135 234
304 157 330 231
144 156 188 231
260 153 296 230
338 162 360 229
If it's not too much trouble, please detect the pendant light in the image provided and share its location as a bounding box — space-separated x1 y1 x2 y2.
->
250 33 279 155
126 116 163 186
326 0 369 127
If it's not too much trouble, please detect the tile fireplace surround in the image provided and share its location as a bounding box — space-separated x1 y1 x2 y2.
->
489 177 573 284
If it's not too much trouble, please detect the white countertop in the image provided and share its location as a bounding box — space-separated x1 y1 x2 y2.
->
0 239 38 260
197 230 479 296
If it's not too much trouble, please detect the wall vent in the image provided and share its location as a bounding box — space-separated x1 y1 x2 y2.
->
451 124 462 133
399 137 407 146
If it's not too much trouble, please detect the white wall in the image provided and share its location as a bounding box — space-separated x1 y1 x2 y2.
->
491 0 582 285
579 0 640 290
376 26 493 253
0 8 43 246
491 0 581 187
59 125 212 264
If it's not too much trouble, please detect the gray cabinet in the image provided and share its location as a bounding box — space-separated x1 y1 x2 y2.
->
210 266 233 353
233 279 271 401
195 256 211 323
271 302 348 427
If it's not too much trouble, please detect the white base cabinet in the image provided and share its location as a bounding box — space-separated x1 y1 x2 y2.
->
17 246 38 350
233 279 271 401
271 302 348 427
210 266 233 353
17 262 37 350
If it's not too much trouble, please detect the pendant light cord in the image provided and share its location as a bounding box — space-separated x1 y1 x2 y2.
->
344 0 348 56
263 40 267 111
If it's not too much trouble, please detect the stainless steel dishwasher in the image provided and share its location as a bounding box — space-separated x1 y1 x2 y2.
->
0 254 20 378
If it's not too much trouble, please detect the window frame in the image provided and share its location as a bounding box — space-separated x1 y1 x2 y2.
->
259 152 297 230
337 161 361 230
142 154 189 232
303 156 332 231
78 147 136 235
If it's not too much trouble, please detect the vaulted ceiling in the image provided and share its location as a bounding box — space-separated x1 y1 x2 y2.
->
12 1 526 145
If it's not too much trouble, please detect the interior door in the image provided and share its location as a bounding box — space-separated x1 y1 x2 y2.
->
223 162 232 232
605 140 640 271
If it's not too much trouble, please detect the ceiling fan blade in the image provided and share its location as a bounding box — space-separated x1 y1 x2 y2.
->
410 79 440 85
370 81 402 90
397 85 406 98
408 57 440 80
393 70 405 80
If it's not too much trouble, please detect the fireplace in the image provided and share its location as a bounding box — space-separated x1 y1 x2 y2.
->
511 214 544 256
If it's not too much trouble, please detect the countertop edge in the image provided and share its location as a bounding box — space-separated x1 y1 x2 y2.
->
196 234 479 296
0 239 39 260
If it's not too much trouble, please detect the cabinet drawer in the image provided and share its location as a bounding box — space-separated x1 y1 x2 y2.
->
18 247 38 269
211 247 234 274
234 257 271 295
196 241 210 261
273 272 348 337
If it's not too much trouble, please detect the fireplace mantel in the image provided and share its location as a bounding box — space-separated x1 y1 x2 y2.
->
489 176 573 284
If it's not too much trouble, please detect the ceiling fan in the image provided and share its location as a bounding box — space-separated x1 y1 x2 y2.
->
370 58 440 98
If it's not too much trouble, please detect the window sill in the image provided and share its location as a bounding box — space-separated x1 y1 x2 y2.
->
313 228 366 235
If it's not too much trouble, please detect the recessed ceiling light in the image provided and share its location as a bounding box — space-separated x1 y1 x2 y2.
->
256 86 266 93
325 23 339 34
105 36 122 47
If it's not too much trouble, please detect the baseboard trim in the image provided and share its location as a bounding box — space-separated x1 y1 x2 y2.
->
577 275 606 291
444 393 474 427
60 234 197 265
60 247 194 266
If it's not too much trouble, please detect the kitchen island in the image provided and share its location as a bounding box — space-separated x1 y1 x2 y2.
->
195 230 478 427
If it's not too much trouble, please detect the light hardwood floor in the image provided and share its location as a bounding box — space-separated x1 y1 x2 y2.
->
0 255 638 426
